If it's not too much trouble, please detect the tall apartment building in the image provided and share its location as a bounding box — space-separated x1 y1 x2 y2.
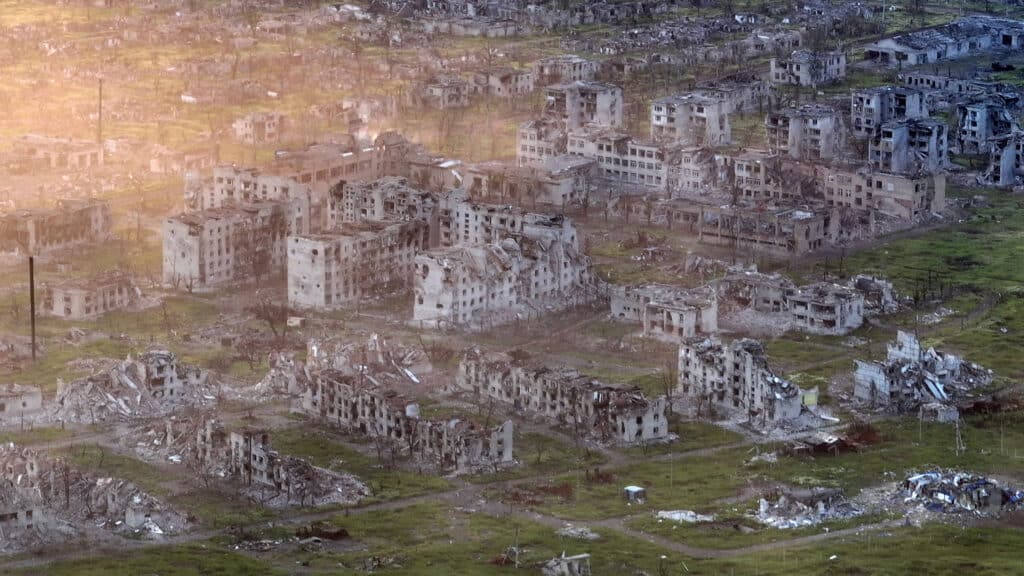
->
850 86 927 138
769 50 846 87
868 119 949 174
819 166 946 218
543 81 623 130
765 105 843 161
650 93 731 146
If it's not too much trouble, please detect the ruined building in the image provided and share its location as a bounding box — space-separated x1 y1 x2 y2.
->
532 54 599 86
0 199 111 256
287 220 426 309
868 118 949 174
0 385 43 423
516 118 570 166
982 130 1024 187
954 100 1018 155
472 67 534 98
854 331 992 416
864 15 1024 67
766 105 844 161
543 81 623 130
162 199 307 289
42 271 139 320
650 92 731 146
298 370 513 472
678 337 805 427
850 86 928 139
610 284 718 341
463 155 597 207
770 50 847 87
566 128 668 190
417 75 471 109
232 111 285 144
12 134 103 171
455 349 669 444
717 272 865 336
819 165 946 219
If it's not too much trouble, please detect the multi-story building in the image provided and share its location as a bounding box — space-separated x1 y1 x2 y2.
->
678 337 804 427
287 220 426 309
472 67 534 98
162 199 308 289
770 50 846 87
231 112 284 144
868 119 949 174
765 105 843 161
419 76 471 109
650 92 731 146
954 101 1018 155
819 166 946 218
0 199 111 256
12 134 104 171
463 155 597 207
566 129 667 190
850 86 928 138
455 350 669 443
516 118 567 166
543 81 623 130
984 131 1024 187
532 54 598 86
610 284 718 341
864 15 1024 67
42 271 138 320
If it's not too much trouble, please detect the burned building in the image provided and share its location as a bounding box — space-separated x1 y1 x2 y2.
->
692 204 831 257
328 176 439 232
766 105 844 161
819 165 946 219
0 199 111 256
770 50 847 88
850 86 928 139
543 81 623 130
694 71 773 114
286 220 426 310
854 331 992 416
472 67 534 98
231 111 285 144
678 337 805 427
650 92 731 146
463 155 597 207
42 270 139 320
717 272 865 335
610 284 718 341
868 118 949 174
298 370 513 473
718 150 813 202
982 130 1024 187
455 349 669 444
566 128 667 190
162 199 307 289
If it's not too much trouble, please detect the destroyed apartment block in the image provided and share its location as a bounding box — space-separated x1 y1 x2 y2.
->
42 270 140 320
901 72 1019 100
455 349 669 444
297 370 513 473
850 86 928 139
542 552 592 576
328 176 440 231
609 284 718 341
769 49 847 88
516 118 568 166
677 336 808 429
954 99 1018 155
981 129 1024 187
716 272 865 336
565 127 669 191
854 330 992 419
231 111 285 145
162 199 307 290
464 155 597 208
0 444 185 544
471 67 534 98
11 134 104 171
864 15 1024 67
413 75 471 109
532 54 598 86
818 164 946 219
53 349 211 423
718 150 815 202
286 220 426 310
149 144 218 176
766 105 844 162
650 92 731 147
867 118 949 174
543 81 624 130
0 198 111 256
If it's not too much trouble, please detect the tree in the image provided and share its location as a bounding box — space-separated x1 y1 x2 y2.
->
249 290 288 340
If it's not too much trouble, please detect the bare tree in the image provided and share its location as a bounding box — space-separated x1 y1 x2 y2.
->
249 290 288 340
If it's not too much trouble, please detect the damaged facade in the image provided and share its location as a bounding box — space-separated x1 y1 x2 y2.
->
0 199 111 256
455 349 669 444
864 15 1024 67
854 331 992 417
850 86 928 139
232 111 285 144
42 270 139 320
678 337 805 427
766 105 844 161
609 284 718 341
651 92 731 146
868 118 949 174
770 50 847 87
717 272 866 335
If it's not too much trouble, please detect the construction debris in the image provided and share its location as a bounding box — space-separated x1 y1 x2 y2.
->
902 471 1023 516
656 510 715 523
753 491 863 529
556 524 600 540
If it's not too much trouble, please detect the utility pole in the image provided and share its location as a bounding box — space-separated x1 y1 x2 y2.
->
29 256 36 362
97 78 104 145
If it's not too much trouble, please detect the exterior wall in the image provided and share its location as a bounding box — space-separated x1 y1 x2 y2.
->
566 131 667 189
0 386 43 421
677 337 803 426
770 51 846 87
765 106 842 161
850 87 927 138
286 221 425 310
868 120 948 174
610 285 718 340
516 120 566 166
43 275 137 320
232 113 284 144
533 55 598 85
544 82 623 130
474 69 534 97
455 352 669 443
651 94 731 146
0 199 112 256
820 167 946 218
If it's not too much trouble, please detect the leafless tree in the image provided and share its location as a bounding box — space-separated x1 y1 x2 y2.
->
249 290 288 340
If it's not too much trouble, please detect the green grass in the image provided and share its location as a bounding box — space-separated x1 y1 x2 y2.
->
0 426 75 445
58 444 171 496
624 418 744 457
16 543 282 576
466 432 606 484
270 428 453 502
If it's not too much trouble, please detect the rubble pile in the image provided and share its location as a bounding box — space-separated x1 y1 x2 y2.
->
240 457 369 509
753 492 863 529
52 349 216 423
0 444 186 544
902 471 1023 516
656 510 715 523
306 333 433 387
